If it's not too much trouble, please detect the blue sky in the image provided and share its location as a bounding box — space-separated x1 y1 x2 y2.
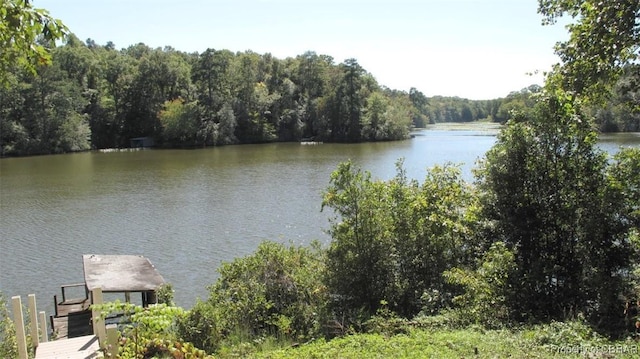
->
37 0 569 100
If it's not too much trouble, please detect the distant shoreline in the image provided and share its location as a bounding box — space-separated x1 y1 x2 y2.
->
422 121 503 132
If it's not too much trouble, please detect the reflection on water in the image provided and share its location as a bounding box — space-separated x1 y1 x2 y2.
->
1 129 638 314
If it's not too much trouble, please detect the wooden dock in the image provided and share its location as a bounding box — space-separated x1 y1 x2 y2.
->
11 254 167 359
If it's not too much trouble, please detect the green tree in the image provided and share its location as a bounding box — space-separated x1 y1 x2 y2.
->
328 59 367 142
444 241 516 328
476 94 634 325
361 91 388 140
383 90 414 140
294 51 333 139
91 44 136 148
493 85 541 123
409 87 429 127
322 161 395 314
192 49 236 145
539 0 640 102
159 98 200 146
0 72 27 155
389 162 475 316
5 45 90 155
593 64 640 132
607 147 640 239
122 46 191 143
0 0 68 83
322 160 474 317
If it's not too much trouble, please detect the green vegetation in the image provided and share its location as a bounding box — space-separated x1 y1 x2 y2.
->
255 321 639 359
176 242 328 353
321 161 477 318
93 301 211 358
539 0 640 103
0 293 18 359
0 39 420 156
0 33 524 157
0 0 67 84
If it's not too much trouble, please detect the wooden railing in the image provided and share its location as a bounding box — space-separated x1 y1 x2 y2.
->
59 283 88 303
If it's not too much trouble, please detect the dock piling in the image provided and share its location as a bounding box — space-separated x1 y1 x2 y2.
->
38 311 48 342
11 296 28 359
28 294 39 349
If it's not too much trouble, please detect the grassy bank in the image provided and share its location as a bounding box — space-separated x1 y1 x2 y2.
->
241 325 638 358
204 317 639 359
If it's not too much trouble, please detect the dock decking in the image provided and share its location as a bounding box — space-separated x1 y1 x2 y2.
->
35 335 101 359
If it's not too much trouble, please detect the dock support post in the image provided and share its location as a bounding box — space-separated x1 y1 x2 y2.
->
11 296 28 359
38 311 48 342
91 287 107 346
53 294 58 317
28 294 39 349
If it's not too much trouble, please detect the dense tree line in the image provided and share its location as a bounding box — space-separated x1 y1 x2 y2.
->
3 33 546 158
3 36 637 156
0 36 425 156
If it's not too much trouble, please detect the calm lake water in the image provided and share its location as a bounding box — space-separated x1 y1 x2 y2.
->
1 127 639 315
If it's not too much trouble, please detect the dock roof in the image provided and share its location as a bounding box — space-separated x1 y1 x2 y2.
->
82 254 165 292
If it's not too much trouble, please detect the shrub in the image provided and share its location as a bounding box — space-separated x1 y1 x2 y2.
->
156 283 176 306
177 241 328 353
0 292 18 359
321 160 476 319
92 301 198 358
524 318 607 348
443 241 515 328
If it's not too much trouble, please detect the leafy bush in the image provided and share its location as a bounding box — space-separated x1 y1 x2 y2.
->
418 289 452 317
523 319 607 348
321 160 476 318
177 241 328 353
92 301 202 358
0 292 18 359
443 241 515 328
156 283 176 306
364 301 410 337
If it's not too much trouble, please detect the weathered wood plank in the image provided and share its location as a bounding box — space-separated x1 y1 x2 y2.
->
35 335 101 359
12 296 28 359
56 300 91 317
28 294 39 349
83 254 165 292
